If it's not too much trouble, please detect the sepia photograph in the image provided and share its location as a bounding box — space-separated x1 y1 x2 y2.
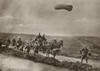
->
0 0 100 71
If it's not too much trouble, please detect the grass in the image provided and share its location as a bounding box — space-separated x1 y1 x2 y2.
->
0 47 100 71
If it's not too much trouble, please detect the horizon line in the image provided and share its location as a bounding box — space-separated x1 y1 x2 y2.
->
0 32 100 37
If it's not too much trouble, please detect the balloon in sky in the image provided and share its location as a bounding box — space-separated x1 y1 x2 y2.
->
55 4 73 11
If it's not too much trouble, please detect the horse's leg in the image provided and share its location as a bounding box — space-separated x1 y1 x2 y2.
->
47 52 50 57
27 50 30 55
85 56 88 64
48 54 49 57
28 52 29 55
34 49 37 56
14 46 16 49
46 53 47 57
33 50 35 56
48 51 50 57
53 52 56 58
54 54 56 58
46 53 48 57
81 56 84 63
17 46 19 50
81 58 83 63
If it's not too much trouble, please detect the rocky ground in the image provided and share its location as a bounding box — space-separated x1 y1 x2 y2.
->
0 47 100 71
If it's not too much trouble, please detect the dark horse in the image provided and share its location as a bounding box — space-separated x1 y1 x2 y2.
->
46 40 63 58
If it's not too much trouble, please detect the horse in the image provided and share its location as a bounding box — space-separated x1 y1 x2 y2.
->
33 41 40 56
44 42 51 57
45 40 63 58
52 48 61 58
57 40 63 50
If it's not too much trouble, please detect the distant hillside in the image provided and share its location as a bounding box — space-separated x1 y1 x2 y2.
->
60 36 83 54
0 33 36 41
77 36 100 49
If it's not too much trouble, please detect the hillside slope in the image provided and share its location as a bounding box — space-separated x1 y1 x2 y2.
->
0 33 100 59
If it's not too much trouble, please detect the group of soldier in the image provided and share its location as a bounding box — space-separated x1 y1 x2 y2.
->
0 33 63 57
0 33 45 52
0 33 91 64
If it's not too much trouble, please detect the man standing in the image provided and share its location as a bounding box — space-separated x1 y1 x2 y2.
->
80 45 90 64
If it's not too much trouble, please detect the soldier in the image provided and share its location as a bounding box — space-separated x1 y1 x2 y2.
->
5 38 11 48
25 42 31 55
7 38 11 44
0 39 3 52
16 37 22 49
80 45 90 64
35 33 42 45
0 39 2 47
41 34 47 50
42 34 46 41
37 33 42 39
34 41 39 56
12 38 16 46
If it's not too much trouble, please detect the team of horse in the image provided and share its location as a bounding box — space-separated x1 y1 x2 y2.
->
3 38 63 58
0 36 90 64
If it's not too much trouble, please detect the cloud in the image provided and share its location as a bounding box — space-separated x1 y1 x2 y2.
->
0 0 100 36
0 0 13 16
0 15 13 19
17 24 24 27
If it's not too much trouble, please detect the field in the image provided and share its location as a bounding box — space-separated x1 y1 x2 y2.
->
0 33 100 71
0 33 100 60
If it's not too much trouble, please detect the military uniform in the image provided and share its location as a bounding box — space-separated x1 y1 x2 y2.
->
80 46 89 63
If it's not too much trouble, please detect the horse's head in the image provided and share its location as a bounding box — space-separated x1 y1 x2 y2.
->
58 40 63 47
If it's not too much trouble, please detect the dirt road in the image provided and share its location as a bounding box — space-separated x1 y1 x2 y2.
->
39 52 100 68
0 54 70 71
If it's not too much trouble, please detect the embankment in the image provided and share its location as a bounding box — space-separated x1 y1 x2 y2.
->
0 47 100 71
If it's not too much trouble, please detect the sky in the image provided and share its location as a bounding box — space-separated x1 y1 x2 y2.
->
0 0 100 36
